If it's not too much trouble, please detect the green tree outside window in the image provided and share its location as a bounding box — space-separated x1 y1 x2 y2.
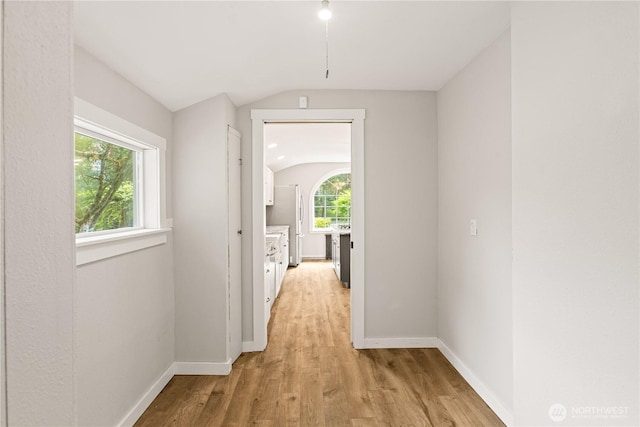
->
313 173 351 229
75 132 137 233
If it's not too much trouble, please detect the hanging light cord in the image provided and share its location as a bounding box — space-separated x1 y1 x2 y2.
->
325 20 330 79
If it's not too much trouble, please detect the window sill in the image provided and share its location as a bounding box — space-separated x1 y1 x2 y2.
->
76 228 171 266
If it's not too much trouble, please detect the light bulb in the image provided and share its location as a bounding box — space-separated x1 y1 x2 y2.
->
318 0 331 20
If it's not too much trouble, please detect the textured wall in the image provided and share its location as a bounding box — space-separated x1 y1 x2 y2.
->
512 2 639 425
74 46 174 218
4 2 76 425
74 46 175 427
173 93 236 363
237 90 438 342
437 31 512 421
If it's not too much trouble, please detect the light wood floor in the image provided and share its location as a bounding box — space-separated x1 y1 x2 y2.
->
135 261 504 426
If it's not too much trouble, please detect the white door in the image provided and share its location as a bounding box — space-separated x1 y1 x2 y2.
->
228 127 243 362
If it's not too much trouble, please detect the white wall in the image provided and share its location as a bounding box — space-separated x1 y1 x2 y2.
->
512 2 639 425
0 3 5 425
273 162 350 258
74 46 174 218
238 90 438 342
173 93 236 364
74 47 175 426
437 31 512 422
3 2 75 425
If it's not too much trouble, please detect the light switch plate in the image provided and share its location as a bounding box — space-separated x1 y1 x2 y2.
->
470 219 477 236
299 96 308 109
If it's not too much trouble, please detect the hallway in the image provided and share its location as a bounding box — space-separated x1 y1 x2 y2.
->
135 261 504 426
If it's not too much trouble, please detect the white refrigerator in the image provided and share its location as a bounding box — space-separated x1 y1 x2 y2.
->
266 185 303 266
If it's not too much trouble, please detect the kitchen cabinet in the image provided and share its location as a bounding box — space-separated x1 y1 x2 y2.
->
267 226 289 298
281 233 290 274
325 234 332 260
264 166 274 206
331 232 351 288
275 259 284 297
265 259 275 322
276 236 289 296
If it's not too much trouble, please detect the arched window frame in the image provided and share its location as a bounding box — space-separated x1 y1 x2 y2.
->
309 168 351 233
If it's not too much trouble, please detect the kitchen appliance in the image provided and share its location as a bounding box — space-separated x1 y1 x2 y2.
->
266 185 303 266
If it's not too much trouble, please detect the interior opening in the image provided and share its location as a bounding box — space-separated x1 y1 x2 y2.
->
263 122 352 331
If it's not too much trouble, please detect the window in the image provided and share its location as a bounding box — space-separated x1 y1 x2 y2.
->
74 130 141 234
74 98 168 266
313 172 351 231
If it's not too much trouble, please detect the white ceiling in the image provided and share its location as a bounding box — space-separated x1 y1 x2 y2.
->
264 122 351 171
74 1 511 112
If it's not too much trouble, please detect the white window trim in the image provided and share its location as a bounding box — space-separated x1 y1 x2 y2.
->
74 98 170 266
309 168 351 234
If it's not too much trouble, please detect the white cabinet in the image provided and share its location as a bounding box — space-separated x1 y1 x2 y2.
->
275 260 284 297
264 166 274 206
266 226 290 298
265 260 275 322
276 231 289 296
332 234 341 280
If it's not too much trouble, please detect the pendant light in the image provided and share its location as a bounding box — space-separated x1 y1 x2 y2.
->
318 0 331 78
318 0 332 20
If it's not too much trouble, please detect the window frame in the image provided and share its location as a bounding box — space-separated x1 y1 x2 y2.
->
74 125 144 236
74 98 169 266
309 168 351 233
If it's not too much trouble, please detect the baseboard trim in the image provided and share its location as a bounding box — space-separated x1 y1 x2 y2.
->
117 363 175 427
437 339 513 426
362 336 438 349
173 360 232 375
242 340 263 352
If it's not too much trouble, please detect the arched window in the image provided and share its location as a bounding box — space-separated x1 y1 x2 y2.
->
312 172 351 231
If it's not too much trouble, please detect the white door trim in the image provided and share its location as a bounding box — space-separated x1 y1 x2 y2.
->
251 109 366 350
0 3 6 422
227 126 243 363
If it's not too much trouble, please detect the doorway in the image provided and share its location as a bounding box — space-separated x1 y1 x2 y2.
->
264 122 350 267
251 109 365 351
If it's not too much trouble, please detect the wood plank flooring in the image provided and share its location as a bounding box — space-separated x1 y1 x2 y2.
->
135 261 504 426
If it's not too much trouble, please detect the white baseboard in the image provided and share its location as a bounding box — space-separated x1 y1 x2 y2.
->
117 359 233 426
115 342 512 427
117 363 175 427
173 360 232 375
242 340 263 352
437 339 513 427
362 336 438 349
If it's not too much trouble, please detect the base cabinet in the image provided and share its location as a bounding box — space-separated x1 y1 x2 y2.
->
265 260 275 322
331 232 351 287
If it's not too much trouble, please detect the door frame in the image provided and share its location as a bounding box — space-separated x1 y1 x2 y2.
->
226 126 243 363
250 109 366 351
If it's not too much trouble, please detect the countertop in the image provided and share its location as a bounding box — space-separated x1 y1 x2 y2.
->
329 228 351 235
267 225 290 234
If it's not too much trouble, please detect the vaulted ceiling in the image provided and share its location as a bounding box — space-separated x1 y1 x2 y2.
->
74 1 511 112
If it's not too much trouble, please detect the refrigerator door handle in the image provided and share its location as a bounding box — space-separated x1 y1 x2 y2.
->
299 194 304 225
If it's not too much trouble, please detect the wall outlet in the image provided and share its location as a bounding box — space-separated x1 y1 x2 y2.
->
470 219 477 236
